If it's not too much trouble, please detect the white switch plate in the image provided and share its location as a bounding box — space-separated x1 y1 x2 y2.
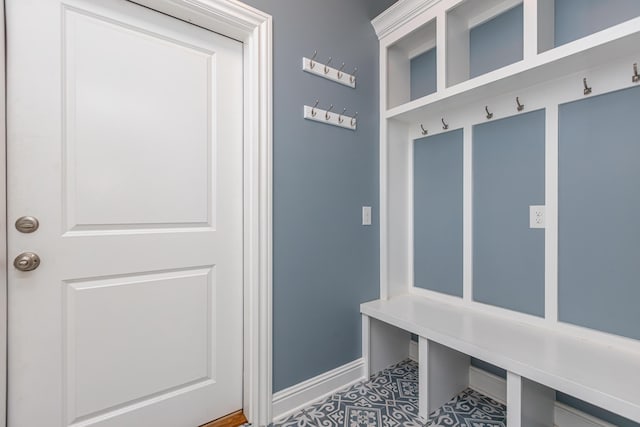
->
529 205 546 229
362 206 372 226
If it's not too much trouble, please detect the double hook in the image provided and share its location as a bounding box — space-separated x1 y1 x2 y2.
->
633 63 639 83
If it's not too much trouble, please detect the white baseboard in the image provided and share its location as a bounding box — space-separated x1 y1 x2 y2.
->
271 358 366 422
409 339 418 362
469 366 612 427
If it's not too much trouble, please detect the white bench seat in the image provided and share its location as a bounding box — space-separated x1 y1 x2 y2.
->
361 294 640 425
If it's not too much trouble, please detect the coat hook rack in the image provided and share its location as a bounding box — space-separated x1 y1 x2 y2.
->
633 63 639 83
583 77 592 95
485 106 493 120
420 124 428 135
302 51 356 88
516 97 525 112
441 118 449 130
304 101 356 130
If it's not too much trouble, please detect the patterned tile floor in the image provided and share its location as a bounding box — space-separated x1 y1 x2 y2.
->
273 359 506 427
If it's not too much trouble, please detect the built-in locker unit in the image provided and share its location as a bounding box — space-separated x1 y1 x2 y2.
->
364 0 640 425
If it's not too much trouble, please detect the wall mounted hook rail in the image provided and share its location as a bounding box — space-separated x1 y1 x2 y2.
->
304 103 356 130
633 63 639 83
583 77 592 95
302 54 356 88
516 97 525 112
485 106 493 120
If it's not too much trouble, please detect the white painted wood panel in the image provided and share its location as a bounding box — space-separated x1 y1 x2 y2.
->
361 295 640 422
7 0 243 425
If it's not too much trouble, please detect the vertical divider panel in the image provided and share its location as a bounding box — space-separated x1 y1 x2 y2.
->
545 105 559 322
436 11 447 92
386 120 411 298
369 318 410 376
446 12 470 87
506 371 522 426
463 125 473 302
362 314 371 378
507 372 555 426
419 337 470 420
523 0 539 59
536 0 555 53
387 47 411 109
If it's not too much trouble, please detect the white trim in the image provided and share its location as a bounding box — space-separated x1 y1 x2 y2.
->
272 359 367 422
4 1 273 426
0 2 7 426
371 0 441 40
469 367 614 427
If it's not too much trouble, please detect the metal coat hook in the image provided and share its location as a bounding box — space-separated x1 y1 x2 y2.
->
583 77 592 95
311 100 319 117
420 124 428 135
338 108 347 123
485 106 493 120
324 57 332 74
350 67 358 84
441 118 449 130
516 97 525 112
351 112 358 127
309 51 317 69
325 104 334 120
633 63 639 83
337 63 345 79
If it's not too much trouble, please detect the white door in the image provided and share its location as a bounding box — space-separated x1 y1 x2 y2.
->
7 0 243 426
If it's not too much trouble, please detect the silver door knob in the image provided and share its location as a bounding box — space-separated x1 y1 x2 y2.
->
13 252 41 272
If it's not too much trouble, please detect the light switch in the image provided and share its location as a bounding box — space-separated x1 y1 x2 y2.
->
362 206 372 226
529 205 545 229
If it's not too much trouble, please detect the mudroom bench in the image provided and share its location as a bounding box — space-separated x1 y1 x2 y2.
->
361 295 640 426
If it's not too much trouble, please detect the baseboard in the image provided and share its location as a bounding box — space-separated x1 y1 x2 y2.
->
553 403 616 427
469 366 507 404
271 358 366 422
469 367 612 427
409 339 418 362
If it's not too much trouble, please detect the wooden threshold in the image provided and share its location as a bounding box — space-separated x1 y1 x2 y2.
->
200 410 247 427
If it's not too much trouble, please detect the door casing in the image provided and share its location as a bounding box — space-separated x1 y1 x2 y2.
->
0 0 273 425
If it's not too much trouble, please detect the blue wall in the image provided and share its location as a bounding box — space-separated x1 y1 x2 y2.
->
554 0 640 46
558 86 640 341
469 4 523 78
410 48 437 100
473 111 545 317
413 129 463 296
240 0 397 393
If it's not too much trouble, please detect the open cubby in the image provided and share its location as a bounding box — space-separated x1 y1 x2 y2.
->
537 0 640 52
446 0 523 86
387 18 436 108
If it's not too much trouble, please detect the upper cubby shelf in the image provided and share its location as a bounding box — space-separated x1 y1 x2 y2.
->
375 0 640 122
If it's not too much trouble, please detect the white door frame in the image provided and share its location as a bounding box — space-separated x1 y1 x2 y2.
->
1 0 273 425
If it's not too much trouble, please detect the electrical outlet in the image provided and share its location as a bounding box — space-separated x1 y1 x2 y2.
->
362 206 372 226
529 205 545 229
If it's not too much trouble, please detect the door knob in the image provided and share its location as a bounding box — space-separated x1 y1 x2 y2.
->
13 252 40 272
